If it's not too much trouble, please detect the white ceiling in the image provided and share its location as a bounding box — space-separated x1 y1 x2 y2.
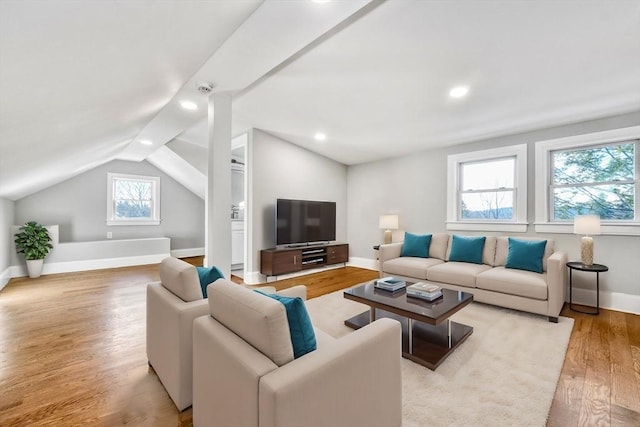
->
1 0 639 200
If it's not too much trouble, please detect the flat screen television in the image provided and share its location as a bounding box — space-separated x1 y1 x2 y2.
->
276 198 336 246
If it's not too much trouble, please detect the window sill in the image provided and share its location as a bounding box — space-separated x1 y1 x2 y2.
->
446 221 528 233
534 222 640 236
107 219 161 226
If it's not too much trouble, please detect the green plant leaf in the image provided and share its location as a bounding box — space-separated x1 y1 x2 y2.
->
14 221 52 260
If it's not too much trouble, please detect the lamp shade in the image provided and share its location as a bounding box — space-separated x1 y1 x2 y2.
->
379 214 399 230
573 215 601 235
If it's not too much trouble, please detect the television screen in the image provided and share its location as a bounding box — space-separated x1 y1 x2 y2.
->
276 199 336 246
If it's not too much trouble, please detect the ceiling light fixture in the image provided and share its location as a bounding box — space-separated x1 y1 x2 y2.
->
314 132 327 141
140 139 153 146
449 85 470 98
179 100 198 111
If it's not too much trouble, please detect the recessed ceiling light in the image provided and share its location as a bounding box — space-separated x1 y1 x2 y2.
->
179 100 198 111
314 132 327 141
449 85 470 98
140 139 153 146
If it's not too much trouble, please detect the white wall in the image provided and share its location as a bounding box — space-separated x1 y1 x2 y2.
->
247 129 348 280
0 197 15 288
14 159 204 251
348 112 640 306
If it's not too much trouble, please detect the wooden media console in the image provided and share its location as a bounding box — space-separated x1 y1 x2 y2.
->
260 243 348 277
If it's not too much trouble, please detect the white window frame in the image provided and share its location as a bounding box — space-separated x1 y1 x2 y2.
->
534 126 640 235
447 144 528 232
107 173 161 226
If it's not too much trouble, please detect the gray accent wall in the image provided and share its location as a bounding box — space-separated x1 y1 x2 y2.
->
248 129 348 275
0 197 15 275
14 159 204 250
347 112 640 297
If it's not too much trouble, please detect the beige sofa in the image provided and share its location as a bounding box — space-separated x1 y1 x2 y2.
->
379 234 567 322
146 257 306 411
192 279 402 427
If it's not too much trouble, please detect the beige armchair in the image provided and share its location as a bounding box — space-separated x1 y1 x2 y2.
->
192 280 402 427
146 257 308 411
146 257 209 411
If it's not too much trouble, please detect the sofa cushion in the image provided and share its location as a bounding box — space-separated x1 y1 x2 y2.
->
426 261 491 288
495 237 555 272
400 232 431 258
506 238 546 273
476 266 548 300
208 280 294 366
196 266 224 298
159 257 203 302
383 257 444 280
429 233 450 260
255 291 317 359
448 235 486 264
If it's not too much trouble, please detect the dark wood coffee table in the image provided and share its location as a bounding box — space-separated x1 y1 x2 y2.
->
344 282 474 370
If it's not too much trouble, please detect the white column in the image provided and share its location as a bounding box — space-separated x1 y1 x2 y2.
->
204 93 232 277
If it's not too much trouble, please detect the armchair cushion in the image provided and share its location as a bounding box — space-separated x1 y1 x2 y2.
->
255 291 317 359
158 257 203 302
196 266 224 297
208 280 294 366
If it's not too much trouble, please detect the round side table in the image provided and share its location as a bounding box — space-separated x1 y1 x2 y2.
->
566 261 608 315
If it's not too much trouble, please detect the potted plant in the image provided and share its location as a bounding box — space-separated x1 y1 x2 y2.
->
14 221 53 278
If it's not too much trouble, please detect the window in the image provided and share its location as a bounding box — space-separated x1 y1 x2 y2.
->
107 173 160 226
447 144 527 232
535 126 640 234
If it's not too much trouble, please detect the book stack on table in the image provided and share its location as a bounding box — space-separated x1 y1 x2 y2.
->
406 282 443 301
374 277 406 292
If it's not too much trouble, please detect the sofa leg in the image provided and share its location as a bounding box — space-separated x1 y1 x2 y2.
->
548 316 558 323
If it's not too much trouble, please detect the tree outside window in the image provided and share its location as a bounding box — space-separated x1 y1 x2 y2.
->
114 178 153 219
551 142 635 221
459 157 515 220
107 173 160 225
447 144 527 232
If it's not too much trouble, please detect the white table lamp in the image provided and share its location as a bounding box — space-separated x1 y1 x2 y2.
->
573 215 601 267
379 214 399 244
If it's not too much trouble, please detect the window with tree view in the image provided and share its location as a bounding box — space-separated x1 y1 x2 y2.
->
551 141 637 221
460 157 515 220
107 173 160 225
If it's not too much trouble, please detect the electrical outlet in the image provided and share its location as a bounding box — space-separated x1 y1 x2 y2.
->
107 232 112 239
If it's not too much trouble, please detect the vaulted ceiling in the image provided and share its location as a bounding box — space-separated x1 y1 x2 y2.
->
1 0 639 201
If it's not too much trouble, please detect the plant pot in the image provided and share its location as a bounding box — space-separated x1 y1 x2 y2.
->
26 259 44 278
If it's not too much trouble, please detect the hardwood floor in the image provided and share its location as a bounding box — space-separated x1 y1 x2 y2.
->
0 263 638 426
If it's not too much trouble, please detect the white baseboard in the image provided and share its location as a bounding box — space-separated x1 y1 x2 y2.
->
8 253 169 278
0 267 10 291
244 271 262 285
569 287 640 315
170 247 204 258
347 256 379 271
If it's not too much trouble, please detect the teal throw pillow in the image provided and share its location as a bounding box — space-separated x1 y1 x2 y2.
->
448 235 486 264
400 232 432 258
506 238 547 273
196 266 225 298
255 291 317 359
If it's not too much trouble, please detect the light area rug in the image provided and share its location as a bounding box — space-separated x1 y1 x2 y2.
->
304 289 574 427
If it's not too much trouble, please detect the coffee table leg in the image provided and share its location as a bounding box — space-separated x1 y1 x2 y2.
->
369 307 376 323
447 319 452 348
408 318 413 354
